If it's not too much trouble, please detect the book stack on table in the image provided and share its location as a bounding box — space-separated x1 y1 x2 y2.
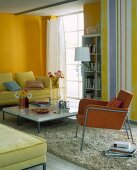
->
104 141 137 158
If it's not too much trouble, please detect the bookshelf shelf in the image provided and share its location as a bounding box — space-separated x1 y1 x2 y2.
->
82 34 101 99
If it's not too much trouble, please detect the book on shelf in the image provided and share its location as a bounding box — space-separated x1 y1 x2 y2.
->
86 78 94 89
103 141 137 158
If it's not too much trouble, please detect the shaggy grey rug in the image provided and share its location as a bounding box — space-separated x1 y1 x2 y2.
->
0 114 137 170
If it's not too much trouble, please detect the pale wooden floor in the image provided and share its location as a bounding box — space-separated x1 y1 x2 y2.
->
29 152 87 170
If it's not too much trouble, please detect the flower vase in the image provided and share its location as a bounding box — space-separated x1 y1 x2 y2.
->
51 77 59 88
19 97 25 109
25 97 29 108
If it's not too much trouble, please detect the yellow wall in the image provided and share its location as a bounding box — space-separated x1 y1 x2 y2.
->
101 0 108 100
131 0 137 120
84 2 101 34
0 13 46 76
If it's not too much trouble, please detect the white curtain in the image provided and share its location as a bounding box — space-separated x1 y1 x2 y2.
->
46 17 66 100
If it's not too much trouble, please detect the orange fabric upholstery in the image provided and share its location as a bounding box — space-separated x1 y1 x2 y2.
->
76 90 133 130
117 90 133 108
106 97 123 107
78 98 108 115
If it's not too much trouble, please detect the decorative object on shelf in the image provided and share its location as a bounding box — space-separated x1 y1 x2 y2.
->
86 27 96 34
15 89 32 109
48 70 64 88
75 47 91 70
96 22 100 33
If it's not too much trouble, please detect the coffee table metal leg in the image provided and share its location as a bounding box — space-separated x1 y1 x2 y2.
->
2 111 5 120
17 115 21 125
38 122 40 133
49 97 51 105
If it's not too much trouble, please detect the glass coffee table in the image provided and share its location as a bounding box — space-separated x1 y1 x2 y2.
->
2 105 77 133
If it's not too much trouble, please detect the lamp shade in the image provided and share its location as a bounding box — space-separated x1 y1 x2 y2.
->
75 47 90 61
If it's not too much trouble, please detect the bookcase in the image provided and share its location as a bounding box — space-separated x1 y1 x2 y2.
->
82 34 101 99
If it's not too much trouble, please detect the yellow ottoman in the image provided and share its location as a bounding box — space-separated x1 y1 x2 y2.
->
0 124 47 170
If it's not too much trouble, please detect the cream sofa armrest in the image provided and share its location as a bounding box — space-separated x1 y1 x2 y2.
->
35 76 51 88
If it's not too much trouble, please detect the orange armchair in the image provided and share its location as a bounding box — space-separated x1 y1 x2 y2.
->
76 90 134 151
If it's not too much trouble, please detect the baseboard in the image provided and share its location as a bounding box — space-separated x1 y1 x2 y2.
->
130 120 137 125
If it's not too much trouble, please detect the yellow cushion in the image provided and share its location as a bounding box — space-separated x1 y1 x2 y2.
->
0 124 47 168
0 73 13 91
15 71 36 88
1 156 46 170
0 88 50 105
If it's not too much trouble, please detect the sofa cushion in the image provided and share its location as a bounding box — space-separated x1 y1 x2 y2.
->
0 89 50 105
106 97 123 108
26 80 44 90
0 73 13 91
15 71 36 88
4 81 22 91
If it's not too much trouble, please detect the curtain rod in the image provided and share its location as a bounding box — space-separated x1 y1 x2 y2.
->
15 0 79 15
59 10 83 17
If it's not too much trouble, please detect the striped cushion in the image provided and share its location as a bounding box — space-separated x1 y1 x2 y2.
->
25 80 44 90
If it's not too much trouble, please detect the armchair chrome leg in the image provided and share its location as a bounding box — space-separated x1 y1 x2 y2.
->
80 125 86 151
75 123 79 138
126 116 134 144
80 108 89 151
124 121 130 139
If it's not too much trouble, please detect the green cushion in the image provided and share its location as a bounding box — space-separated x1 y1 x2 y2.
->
15 71 36 88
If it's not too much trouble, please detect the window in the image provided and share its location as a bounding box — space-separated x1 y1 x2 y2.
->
63 12 84 100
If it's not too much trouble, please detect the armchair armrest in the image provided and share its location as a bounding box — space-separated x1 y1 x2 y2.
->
78 98 109 115
35 76 50 88
85 104 128 113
